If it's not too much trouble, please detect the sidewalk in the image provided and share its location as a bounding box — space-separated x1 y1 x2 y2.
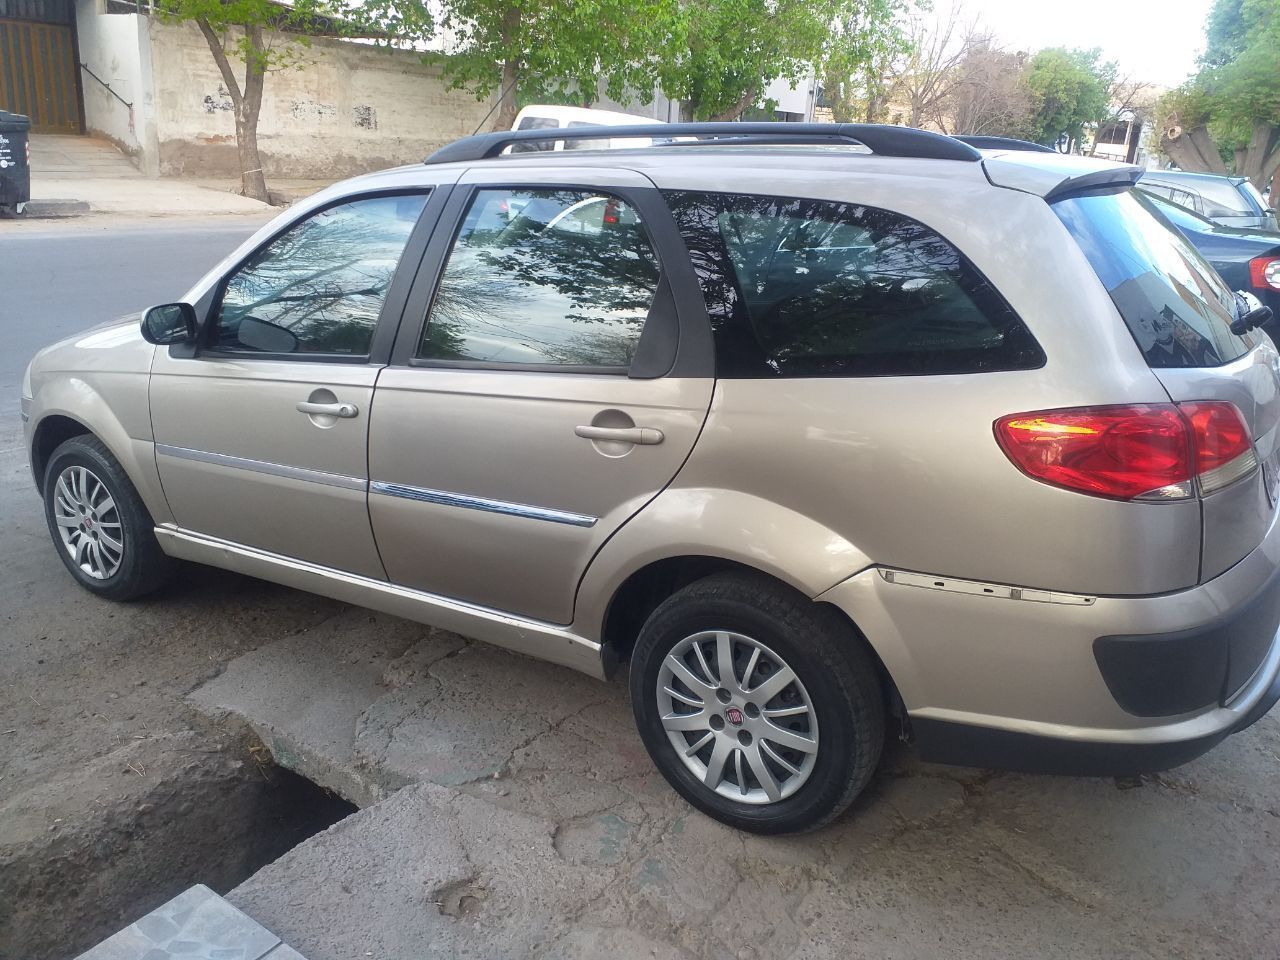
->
24 135 333 218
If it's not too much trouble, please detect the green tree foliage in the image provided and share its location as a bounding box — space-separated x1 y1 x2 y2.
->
1023 47 1114 148
1160 0 1280 193
415 0 674 131
154 0 352 202
657 0 909 122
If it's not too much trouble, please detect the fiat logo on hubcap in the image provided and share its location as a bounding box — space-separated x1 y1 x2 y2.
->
725 707 745 726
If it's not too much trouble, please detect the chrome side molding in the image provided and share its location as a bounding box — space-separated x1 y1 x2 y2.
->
155 443 367 492
153 526 606 678
879 568 1097 606
370 480 598 528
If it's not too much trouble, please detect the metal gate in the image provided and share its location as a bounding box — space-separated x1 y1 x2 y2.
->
0 19 81 134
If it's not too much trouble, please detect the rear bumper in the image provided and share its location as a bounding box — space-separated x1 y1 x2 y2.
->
910 658 1280 776
817 509 1280 776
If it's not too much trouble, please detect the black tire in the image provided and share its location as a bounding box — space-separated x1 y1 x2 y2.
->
630 572 884 834
42 435 175 601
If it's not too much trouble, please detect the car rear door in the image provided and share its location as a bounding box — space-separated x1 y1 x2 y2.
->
367 166 714 624
1054 188 1280 584
150 188 449 578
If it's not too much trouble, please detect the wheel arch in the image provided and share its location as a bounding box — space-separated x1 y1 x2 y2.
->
27 403 173 527
595 555 904 718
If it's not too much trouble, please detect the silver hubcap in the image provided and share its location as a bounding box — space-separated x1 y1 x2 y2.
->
52 465 123 580
657 630 818 804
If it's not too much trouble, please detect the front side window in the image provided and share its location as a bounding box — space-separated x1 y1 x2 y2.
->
418 188 660 368
212 193 428 356
1054 189 1253 368
664 190 1043 377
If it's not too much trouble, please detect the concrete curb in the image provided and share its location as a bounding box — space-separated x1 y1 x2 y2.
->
22 198 92 218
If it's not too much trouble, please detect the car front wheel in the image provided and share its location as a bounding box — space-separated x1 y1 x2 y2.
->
630 572 885 834
42 435 174 601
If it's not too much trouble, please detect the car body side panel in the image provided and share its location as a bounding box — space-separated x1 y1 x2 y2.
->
23 318 171 525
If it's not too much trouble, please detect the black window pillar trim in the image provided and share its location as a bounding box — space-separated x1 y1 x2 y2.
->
386 179 716 380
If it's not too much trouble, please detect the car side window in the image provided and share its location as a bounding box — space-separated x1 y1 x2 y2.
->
664 190 1044 377
417 188 660 368
212 193 428 357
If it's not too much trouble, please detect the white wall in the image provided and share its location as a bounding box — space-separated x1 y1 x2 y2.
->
75 0 157 171
147 19 495 179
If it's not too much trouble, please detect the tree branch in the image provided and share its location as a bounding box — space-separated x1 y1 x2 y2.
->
196 17 243 108
710 85 762 122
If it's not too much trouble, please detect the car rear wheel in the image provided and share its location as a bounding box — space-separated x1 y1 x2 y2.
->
42 436 174 601
630 572 884 833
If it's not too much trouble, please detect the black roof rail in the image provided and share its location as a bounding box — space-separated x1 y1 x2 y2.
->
424 122 983 165
954 135 1055 154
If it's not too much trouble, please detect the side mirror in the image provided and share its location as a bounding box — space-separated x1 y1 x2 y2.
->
140 303 197 345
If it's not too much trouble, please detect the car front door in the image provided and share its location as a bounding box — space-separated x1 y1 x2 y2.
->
367 167 715 623
150 189 445 579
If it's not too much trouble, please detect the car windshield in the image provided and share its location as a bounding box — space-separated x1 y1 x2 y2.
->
1054 189 1253 368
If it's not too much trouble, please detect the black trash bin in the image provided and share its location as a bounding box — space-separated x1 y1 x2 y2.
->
0 110 31 217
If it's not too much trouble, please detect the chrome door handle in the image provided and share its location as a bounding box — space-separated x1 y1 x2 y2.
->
574 425 664 445
297 400 359 418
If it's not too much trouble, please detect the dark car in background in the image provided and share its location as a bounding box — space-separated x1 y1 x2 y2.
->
1139 170 1276 230
1141 190 1280 343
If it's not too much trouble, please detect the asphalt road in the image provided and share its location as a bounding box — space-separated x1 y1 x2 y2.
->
0 216 265 407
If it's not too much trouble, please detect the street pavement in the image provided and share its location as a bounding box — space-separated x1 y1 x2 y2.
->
3 218 1280 960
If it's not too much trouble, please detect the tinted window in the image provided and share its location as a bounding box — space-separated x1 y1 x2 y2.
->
419 189 660 367
1054 189 1253 368
664 191 1043 377
1140 190 1213 232
213 194 427 356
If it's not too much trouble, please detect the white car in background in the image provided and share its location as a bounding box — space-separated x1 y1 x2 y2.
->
508 104 670 152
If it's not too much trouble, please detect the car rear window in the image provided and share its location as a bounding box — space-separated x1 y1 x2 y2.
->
1054 189 1253 368
665 190 1044 378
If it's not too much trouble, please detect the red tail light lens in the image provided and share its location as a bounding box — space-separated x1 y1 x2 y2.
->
1250 255 1280 292
1181 401 1258 494
994 402 1257 501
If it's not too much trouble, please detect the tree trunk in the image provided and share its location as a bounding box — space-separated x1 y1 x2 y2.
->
195 17 269 203
490 8 521 132
1241 121 1278 190
1272 167 1280 211
1161 124 1229 175
678 100 696 122
709 86 760 122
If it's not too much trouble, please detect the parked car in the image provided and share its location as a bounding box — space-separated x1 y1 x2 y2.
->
1139 189 1280 342
1139 169 1277 230
508 104 668 152
22 122 1280 834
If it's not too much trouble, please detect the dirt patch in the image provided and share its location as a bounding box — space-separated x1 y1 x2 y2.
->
0 726 354 960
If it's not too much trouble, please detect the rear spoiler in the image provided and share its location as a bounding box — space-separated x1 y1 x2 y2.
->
982 151 1144 201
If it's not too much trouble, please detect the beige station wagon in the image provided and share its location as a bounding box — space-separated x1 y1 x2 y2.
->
21 123 1280 833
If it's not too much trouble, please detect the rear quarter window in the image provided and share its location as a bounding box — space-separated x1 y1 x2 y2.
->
1053 189 1255 368
664 191 1044 378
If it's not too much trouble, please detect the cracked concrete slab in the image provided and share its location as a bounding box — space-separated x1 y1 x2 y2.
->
188 622 1280 959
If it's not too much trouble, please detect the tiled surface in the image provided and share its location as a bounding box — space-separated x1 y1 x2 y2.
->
74 884 306 960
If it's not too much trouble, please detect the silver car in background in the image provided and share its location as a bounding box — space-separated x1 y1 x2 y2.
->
21 123 1280 833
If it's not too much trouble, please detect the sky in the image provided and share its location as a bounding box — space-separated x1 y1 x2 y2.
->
955 0 1216 89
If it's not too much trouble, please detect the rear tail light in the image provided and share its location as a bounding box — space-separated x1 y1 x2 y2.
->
1249 255 1280 291
994 402 1256 502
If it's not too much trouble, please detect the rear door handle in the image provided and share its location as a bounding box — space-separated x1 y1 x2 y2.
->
574 425 664 445
297 400 359 418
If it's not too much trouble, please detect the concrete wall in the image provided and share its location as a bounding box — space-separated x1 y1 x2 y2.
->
147 20 494 179
75 1 159 172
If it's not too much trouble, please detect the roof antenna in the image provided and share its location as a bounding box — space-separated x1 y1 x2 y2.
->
470 75 522 137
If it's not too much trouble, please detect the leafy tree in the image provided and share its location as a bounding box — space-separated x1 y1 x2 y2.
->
1023 47 1114 149
656 0 909 122
1160 0 1280 196
154 0 354 202
424 0 675 131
